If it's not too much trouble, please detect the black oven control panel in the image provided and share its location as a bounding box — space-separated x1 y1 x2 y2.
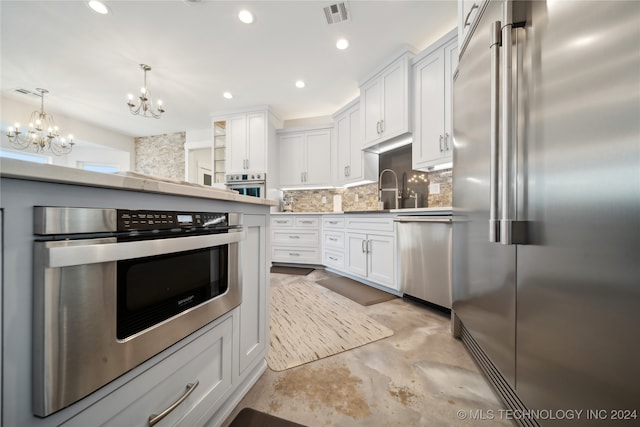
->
117 210 228 232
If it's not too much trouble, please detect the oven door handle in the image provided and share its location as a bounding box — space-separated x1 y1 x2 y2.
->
43 228 246 268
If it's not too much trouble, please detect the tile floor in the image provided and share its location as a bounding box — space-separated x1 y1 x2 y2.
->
222 270 514 427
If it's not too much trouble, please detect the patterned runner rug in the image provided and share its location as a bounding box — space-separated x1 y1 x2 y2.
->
267 280 394 371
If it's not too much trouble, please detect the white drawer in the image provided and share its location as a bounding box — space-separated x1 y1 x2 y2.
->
272 230 319 246
323 250 345 270
63 316 233 427
323 216 344 229
323 231 345 250
271 217 294 227
295 216 319 228
345 216 395 232
272 247 320 264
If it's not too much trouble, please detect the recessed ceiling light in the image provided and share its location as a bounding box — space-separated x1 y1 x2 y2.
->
88 0 110 15
238 10 254 24
223 92 233 99
295 80 305 89
336 38 349 50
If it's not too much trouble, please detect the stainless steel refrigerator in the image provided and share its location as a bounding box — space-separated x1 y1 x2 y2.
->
452 1 640 426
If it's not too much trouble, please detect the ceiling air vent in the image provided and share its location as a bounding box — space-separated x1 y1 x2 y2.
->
14 88 41 97
324 2 350 25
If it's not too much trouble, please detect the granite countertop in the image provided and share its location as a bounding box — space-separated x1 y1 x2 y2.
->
271 207 452 215
0 158 277 207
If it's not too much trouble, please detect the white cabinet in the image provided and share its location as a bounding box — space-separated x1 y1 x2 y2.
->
63 316 234 427
278 127 332 188
322 216 346 271
458 0 482 52
412 31 458 171
334 99 378 186
225 111 266 174
238 215 268 376
344 216 397 289
271 215 321 264
360 50 412 148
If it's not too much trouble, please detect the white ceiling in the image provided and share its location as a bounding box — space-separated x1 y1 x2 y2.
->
1 0 457 140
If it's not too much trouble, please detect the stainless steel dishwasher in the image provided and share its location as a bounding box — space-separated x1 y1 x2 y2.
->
395 216 452 309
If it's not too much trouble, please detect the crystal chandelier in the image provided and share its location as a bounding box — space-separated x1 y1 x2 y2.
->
5 88 74 155
127 64 165 119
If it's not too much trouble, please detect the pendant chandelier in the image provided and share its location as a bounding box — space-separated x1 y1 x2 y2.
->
127 64 165 119
5 88 74 155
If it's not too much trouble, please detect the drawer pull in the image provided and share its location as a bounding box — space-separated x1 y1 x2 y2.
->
329 256 338 261
289 235 300 239
328 237 338 241
276 220 288 224
148 380 199 426
300 220 313 224
289 253 300 256
328 221 338 224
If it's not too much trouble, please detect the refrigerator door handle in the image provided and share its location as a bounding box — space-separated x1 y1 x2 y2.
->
500 0 515 245
489 20 502 243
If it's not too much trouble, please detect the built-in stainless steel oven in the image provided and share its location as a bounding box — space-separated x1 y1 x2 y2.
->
226 172 266 198
32 207 244 417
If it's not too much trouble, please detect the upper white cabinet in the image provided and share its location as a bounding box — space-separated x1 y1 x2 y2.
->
458 0 482 52
226 111 266 174
412 30 458 171
359 49 413 148
278 127 333 188
333 98 378 186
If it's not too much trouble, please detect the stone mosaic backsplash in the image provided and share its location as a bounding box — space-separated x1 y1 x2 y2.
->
283 168 452 212
134 132 186 181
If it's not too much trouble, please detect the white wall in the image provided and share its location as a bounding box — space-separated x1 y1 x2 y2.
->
1 94 135 170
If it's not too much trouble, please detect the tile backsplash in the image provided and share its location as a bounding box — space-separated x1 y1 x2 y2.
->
282 144 452 212
283 168 452 212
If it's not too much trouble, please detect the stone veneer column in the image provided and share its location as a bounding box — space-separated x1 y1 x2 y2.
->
134 131 186 181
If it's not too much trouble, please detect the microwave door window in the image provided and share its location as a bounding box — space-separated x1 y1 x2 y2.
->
116 246 228 339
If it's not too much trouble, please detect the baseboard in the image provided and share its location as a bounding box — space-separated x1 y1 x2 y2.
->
200 359 268 427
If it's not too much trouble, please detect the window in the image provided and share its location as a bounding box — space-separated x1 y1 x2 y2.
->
0 149 52 164
78 162 120 173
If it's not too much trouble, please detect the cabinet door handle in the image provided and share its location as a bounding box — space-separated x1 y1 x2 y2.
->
376 121 381 135
347 165 351 176
367 239 372 254
445 132 450 150
148 381 199 426
361 240 366 253
439 135 444 152
464 3 479 27
380 119 384 133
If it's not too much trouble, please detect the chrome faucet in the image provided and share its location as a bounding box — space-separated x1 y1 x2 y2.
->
378 168 400 210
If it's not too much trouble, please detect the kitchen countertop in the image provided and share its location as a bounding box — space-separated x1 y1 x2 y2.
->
0 158 277 206
271 207 452 215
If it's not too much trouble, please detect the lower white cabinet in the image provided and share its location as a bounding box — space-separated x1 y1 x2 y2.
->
271 215 321 264
238 215 268 376
322 215 346 271
63 316 233 427
346 232 395 288
343 216 397 290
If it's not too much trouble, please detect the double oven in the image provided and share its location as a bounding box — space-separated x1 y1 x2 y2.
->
32 207 245 417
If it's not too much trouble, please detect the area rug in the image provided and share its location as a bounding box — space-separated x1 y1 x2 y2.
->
270 266 315 275
267 280 394 371
229 407 307 427
316 276 397 306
